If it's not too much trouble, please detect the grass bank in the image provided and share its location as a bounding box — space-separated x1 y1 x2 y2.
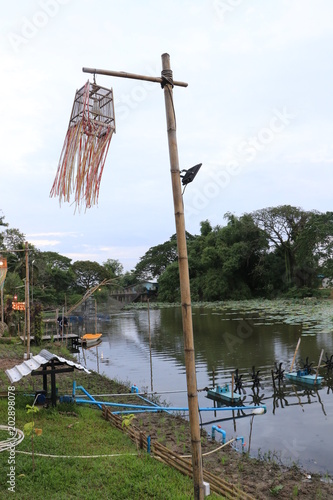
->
1 340 333 499
0 341 198 499
0 396 196 499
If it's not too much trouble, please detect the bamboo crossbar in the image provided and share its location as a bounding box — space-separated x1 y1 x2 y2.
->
82 67 188 88
102 406 255 499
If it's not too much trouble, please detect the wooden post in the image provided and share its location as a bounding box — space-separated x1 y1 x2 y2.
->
290 337 301 372
315 349 324 383
0 285 3 323
148 299 154 392
25 242 31 358
161 52 204 499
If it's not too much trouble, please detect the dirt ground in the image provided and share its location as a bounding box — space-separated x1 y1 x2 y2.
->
1 347 333 499
131 410 333 499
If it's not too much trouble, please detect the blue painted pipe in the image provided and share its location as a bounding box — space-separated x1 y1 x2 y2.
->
74 398 266 414
212 425 226 443
233 436 245 453
131 385 171 414
236 436 245 449
72 383 267 415
76 385 102 410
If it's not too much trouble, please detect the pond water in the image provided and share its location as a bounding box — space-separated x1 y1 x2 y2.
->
73 301 333 477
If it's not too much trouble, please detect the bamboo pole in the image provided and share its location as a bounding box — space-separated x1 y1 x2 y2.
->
0 285 3 323
315 349 324 383
148 299 154 392
82 67 188 88
161 52 204 499
290 337 301 372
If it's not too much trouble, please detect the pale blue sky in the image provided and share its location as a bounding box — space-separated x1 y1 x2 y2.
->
1 0 332 270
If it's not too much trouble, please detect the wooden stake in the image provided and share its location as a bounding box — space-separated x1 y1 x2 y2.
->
148 299 154 392
162 53 204 499
315 349 324 383
290 337 301 372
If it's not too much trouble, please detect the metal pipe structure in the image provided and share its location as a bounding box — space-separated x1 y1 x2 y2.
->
74 398 267 414
211 426 226 443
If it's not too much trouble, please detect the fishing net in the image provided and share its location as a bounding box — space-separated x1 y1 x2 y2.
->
50 81 116 210
0 258 7 287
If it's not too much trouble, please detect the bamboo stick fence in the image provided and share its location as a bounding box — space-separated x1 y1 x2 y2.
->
102 406 255 500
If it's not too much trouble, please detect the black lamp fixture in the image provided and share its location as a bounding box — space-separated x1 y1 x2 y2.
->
180 163 202 188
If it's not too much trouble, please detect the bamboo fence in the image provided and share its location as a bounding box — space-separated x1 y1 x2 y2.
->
102 406 255 500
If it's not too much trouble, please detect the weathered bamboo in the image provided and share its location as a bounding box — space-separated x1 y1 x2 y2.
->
154 442 254 500
161 52 204 500
203 469 255 499
82 67 188 87
290 337 301 372
315 349 324 383
102 405 254 499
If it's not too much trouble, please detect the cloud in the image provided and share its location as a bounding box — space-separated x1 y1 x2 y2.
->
28 239 60 247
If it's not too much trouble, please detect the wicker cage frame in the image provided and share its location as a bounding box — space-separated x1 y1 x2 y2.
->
50 80 116 210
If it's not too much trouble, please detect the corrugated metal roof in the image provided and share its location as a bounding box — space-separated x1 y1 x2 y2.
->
5 349 90 384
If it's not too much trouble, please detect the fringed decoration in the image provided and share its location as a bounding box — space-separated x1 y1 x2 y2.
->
0 257 7 287
50 81 116 210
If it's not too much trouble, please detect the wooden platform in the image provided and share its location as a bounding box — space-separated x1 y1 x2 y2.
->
20 334 79 342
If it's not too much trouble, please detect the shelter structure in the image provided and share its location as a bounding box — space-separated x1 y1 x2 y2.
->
5 349 90 406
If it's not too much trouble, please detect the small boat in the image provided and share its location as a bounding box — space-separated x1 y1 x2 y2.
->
285 369 323 387
81 333 102 347
206 384 241 403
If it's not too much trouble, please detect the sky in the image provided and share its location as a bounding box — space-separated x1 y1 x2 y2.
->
1 0 333 272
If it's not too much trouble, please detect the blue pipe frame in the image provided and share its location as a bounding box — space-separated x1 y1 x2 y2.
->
73 382 267 415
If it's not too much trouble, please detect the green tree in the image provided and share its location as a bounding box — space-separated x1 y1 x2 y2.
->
2 228 25 251
134 236 178 281
103 258 124 278
0 211 8 249
249 206 333 289
72 260 109 291
188 214 268 301
31 252 74 307
157 262 180 302
31 302 44 345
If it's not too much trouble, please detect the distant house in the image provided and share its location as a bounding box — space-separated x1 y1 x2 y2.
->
320 277 333 289
111 282 158 303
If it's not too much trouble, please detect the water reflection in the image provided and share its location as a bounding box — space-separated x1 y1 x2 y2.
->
73 306 333 476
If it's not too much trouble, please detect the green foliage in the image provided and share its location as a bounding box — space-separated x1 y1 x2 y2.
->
2 205 333 308
121 413 136 428
158 262 180 302
72 260 109 291
134 235 178 281
24 403 42 472
270 484 284 495
31 302 44 344
103 258 124 277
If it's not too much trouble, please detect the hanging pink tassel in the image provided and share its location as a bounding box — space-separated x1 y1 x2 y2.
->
50 81 116 210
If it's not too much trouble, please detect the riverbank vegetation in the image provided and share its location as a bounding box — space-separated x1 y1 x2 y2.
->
1 205 333 334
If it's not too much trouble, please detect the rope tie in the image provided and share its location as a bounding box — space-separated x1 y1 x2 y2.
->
161 69 174 88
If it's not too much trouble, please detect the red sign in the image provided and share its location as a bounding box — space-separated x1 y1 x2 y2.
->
12 301 25 311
